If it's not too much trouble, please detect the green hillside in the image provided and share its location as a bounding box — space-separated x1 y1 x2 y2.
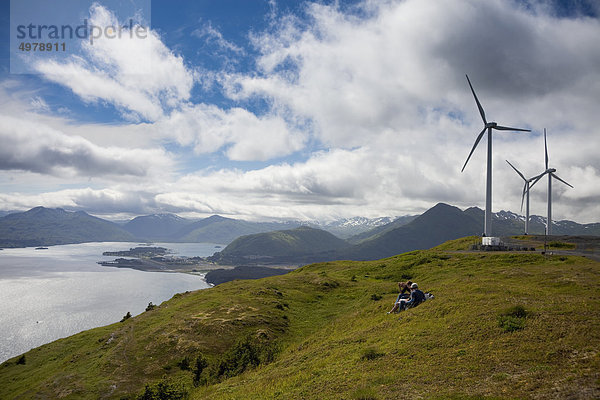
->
210 226 350 264
1 240 598 399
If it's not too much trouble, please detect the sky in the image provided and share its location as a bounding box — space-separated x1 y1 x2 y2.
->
0 0 599 223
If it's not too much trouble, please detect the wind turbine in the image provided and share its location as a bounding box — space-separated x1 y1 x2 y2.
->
505 160 545 235
530 129 573 235
461 74 531 237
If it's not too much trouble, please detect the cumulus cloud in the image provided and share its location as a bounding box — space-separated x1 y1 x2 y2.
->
34 4 194 122
0 188 157 217
0 114 173 178
212 0 600 222
3 0 599 223
153 104 306 161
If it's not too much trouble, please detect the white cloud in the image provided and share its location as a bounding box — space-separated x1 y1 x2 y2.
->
34 4 194 122
2 0 599 224
153 104 306 161
192 21 244 54
214 0 600 222
0 114 173 179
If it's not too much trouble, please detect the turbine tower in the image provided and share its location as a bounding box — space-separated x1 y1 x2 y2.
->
461 75 531 237
506 160 545 235
530 129 573 235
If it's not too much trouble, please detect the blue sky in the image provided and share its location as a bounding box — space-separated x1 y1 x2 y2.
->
0 0 599 223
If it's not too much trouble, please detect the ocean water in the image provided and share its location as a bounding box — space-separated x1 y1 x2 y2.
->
0 242 221 363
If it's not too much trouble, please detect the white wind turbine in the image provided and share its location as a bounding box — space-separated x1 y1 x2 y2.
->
505 160 545 235
461 75 531 237
529 129 573 235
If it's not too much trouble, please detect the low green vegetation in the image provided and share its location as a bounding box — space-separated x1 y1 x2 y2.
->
547 240 576 249
497 305 528 333
431 235 480 251
1 242 599 399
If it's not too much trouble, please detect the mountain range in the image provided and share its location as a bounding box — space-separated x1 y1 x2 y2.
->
0 208 393 248
209 203 600 264
0 207 134 247
0 205 598 254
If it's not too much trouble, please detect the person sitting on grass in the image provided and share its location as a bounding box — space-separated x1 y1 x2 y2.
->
387 283 425 314
395 280 413 302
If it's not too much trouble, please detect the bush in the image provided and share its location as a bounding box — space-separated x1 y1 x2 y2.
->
214 335 277 379
192 355 208 386
361 348 385 361
498 305 528 333
137 378 188 400
120 312 132 322
503 305 528 318
16 355 26 365
177 356 191 371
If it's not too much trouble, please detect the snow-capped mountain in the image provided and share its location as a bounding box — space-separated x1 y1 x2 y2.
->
306 216 396 239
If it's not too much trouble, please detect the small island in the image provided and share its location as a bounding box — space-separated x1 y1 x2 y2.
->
98 246 219 273
102 246 170 257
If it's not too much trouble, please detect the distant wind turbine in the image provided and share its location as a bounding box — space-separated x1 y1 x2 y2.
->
530 129 573 235
505 160 545 235
461 74 531 237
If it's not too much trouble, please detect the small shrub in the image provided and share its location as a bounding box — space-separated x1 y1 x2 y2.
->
177 356 191 371
361 348 385 361
503 305 528 318
214 335 277 379
120 312 132 322
370 294 382 301
16 355 26 365
137 378 188 400
498 305 528 332
193 354 208 386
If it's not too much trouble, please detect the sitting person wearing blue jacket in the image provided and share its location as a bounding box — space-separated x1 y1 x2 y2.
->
387 283 425 314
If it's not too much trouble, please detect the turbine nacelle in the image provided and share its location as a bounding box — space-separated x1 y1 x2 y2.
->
485 122 498 128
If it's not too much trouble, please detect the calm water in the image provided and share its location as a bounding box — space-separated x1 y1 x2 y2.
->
0 242 221 363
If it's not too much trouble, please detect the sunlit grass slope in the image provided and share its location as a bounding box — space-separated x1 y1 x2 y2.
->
1 238 598 399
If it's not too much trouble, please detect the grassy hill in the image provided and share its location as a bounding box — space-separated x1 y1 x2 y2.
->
210 226 350 264
1 239 598 399
0 207 134 247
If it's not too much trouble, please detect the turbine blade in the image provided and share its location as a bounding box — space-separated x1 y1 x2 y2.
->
544 128 549 170
506 160 526 181
529 171 548 190
520 183 527 212
494 125 531 132
466 74 487 125
461 127 487 172
552 173 574 188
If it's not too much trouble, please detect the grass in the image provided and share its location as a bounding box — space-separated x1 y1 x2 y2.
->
1 244 599 399
511 236 577 250
547 241 576 249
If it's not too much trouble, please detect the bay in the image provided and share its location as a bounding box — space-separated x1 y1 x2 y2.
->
0 242 221 363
